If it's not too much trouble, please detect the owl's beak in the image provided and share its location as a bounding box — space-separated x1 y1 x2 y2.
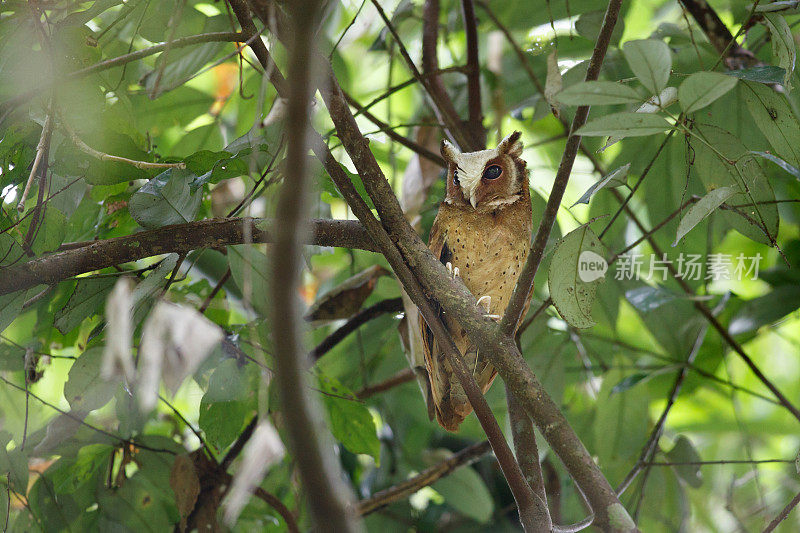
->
469 192 478 209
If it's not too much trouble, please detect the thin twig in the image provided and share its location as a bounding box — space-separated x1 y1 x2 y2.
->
343 92 445 166
311 298 404 360
356 368 416 399
357 441 491 515
616 314 713 497
17 112 54 213
763 491 800 533
60 118 185 170
373 0 477 150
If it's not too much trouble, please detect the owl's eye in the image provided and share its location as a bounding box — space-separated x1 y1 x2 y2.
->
453 169 460 185
482 164 502 180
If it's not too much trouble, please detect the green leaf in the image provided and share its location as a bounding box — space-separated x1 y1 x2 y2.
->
764 13 795 91
548 224 606 329
576 112 672 137
227 244 271 315
28 207 67 255
623 39 672 95
755 1 800 13
199 400 246 450
141 42 225 98
65 346 119 412
625 285 684 312
98 474 173 531
571 163 630 207
0 430 28 493
611 372 655 394
557 81 642 106
666 435 703 488
691 124 779 245
199 359 250 450
184 150 232 175
593 364 649 481
129 168 202 229
727 65 787 84
54 277 117 334
729 285 800 335
432 464 494 523
575 10 624 45
318 373 380 462
673 186 737 245
0 291 26 334
742 81 800 169
678 72 738 113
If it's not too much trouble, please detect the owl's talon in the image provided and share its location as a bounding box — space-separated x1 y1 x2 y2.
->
476 295 500 320
445 262 460 280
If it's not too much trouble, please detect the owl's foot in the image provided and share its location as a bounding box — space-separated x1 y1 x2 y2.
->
446 262 460 280
476 295 500 320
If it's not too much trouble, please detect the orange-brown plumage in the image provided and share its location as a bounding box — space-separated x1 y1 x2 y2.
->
420 131 533 431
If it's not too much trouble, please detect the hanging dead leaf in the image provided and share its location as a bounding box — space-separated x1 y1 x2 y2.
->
170 454 201 532
305 264 390 322
545 48 563 119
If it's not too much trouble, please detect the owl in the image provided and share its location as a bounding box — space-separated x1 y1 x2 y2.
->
419 131 533 431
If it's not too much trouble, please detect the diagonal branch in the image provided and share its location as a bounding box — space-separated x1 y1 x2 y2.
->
357 441 491 515
501 0 622 333
677 0 758 68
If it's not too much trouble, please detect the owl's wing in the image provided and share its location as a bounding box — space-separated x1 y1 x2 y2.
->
420 215 462 428
420 215 450 362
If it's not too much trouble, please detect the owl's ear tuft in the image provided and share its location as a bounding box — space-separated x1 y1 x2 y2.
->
440 139 458 162
497 131 523 157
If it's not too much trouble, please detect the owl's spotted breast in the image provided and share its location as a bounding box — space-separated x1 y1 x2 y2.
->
436 200 532 318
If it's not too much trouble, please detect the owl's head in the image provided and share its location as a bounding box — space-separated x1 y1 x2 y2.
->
440 131 528 210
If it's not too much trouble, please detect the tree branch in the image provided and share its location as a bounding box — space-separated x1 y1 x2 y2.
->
763 490 800 533
677 0 758 68
506 384 549 515
0 218 376 297
311 297 404 360
357 441 491 515
356 368 416 399
460 0 485 146
268 0 362 529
